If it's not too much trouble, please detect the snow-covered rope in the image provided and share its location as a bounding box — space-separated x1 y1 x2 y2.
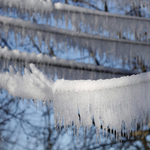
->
1 64 150 140
2 0 150 17
0 64 54 101
53 3 150 40
1 1 150 41
0 47 137 77
61 0 150 16
0 0 53 17
0 16 150 69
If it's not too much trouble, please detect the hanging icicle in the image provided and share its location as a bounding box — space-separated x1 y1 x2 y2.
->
0 15 150 70
1 0 150 18
0 1 150 41
0 64 150 140
0 0 53 19
0 47 135 80
65 0 150 17
53 3 150 41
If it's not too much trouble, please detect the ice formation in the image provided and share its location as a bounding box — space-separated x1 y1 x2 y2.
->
65 0 150 15
0 47 136 79
53 3 150 40
0 0 53 17
0 64 150 140
1 0 150 16
0 15 150 69
0 1 150 41
0 64 53 101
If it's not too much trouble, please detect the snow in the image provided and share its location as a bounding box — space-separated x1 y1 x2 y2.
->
0 47 137 78
1 1 150 42
0 64 53 101
1 0 150 18
57 0 150 17
0 16 150 70
0 0 150 142
0 64 150 140
53 1 150 41
0 0 53 17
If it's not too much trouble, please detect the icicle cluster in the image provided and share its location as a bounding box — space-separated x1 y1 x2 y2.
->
0 1 150 41
53 3 150 41
2 0 150 20
0 16 150 70
66 0 150 15
113 0 150 14
0 47 134 80
0 0 53 18
0 64 150 140
53 70 150 140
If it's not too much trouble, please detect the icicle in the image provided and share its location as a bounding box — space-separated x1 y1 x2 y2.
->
0 58 4 72
64 10 69 30
44 34 49 54
34 99 37 111
71 12 77 31
2 58 6 72
39 100 41 110
76 125 80 143
37 31 43 50
53 10 59 28
135 119 137 137
27 99 30 106
4 25 9 39
43 100 46 107
96 127 100 144
21 27 26 44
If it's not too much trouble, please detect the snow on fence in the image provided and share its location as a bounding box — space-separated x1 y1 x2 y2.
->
1 1 150 41
0 16 150 69
0 63 150 141
0 47 136 80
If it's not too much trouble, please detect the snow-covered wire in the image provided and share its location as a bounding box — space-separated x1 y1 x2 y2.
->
1 63 150 140
1 15 150 46
0 47 138 77
0 0 53 16
1 1 150 41
0 64 54 101
0 15 150 69
53 3 150 41
60 0 150 15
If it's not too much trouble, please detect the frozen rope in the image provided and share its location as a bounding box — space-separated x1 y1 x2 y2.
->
0 16 150 69
0 0 53 16
60 0 150 16
0 64 150 140
0 1 150 41
0 47 138 76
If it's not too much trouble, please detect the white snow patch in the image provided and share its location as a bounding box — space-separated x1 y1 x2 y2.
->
0 64 54 101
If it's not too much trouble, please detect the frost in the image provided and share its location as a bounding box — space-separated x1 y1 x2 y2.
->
0 64 150 140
